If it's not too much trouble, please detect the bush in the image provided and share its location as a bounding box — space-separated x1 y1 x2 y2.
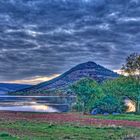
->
72 102 84 112
71 78 105 113
94 96 125 114
0 132 10 137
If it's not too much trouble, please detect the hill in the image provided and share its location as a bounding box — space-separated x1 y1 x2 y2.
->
15 61 119 94
0 83 31 94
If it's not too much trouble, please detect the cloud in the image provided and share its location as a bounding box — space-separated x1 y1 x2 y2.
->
1 75 60 85
0 0 140 84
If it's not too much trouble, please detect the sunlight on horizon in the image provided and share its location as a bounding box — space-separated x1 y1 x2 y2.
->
1 69 125 85
2 74 60 85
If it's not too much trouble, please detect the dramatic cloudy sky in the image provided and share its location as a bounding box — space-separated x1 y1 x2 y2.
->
0 0 140 84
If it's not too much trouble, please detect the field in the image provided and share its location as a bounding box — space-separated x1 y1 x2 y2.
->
88 114 140 121
0 112 140 140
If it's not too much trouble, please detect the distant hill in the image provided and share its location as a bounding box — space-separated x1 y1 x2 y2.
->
0 83 31 94
15 61 119 94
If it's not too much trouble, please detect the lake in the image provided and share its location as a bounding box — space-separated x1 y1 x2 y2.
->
0 95 76 113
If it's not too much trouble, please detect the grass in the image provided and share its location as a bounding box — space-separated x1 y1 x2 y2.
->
0 132 18 140
0 112 140 139
0 119 140 140
87 113 140 121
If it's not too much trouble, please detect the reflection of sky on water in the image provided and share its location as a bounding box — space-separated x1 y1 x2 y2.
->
0 96 71 112
0 100 59 112
0 103 59 112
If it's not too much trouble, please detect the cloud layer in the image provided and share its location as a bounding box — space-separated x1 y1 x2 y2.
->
0 0 140 83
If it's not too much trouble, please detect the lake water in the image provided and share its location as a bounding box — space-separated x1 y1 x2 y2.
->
0 95 76 113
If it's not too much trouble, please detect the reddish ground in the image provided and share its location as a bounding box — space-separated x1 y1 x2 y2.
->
0 111 140 128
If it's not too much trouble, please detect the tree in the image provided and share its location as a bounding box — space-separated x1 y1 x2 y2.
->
122 53 140 113
122 53 140 79
102 76 140 113
70 78 105 113
94 95 124 113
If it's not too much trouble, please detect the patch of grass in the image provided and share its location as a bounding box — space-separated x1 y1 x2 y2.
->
0 132 10 137
0 120 140 140
87 114 140 121
0 132 18 140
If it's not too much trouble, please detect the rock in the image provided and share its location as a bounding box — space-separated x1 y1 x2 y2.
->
112 112 120 115
91 108 99 115
103 112 109 116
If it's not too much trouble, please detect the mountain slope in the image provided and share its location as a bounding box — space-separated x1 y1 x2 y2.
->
0 83 31 94
16 61 119 93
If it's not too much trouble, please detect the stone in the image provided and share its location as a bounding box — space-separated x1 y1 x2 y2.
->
103 112 109 116
112 112 120 115
91 108 99 115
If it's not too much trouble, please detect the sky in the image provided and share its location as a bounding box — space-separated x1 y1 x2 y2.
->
0 0 140 84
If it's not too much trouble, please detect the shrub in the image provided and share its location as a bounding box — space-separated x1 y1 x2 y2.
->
94 96 125 114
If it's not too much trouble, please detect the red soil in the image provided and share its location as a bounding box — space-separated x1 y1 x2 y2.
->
0 111 140 128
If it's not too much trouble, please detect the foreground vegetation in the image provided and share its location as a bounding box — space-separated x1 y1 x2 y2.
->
0 118 140 140
0 112 140 140
88 114 140 121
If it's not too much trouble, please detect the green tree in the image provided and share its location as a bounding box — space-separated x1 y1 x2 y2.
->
122 53 140 112
122 53 140 79
71 78 104 113
94 95 124 113
102 76 140 113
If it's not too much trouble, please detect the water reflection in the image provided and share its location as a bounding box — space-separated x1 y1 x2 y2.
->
0 102 59 112
0 105 59 112
0 95 74 112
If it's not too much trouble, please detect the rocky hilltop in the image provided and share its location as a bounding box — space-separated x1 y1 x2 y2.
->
16 61 119 93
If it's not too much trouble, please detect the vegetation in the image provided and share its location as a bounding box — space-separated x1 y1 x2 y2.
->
102 76 139 100
122 53 140 78
71 78 105 113
70 53 140 114
70 76 140 114
9 53 140 114
2 53 140 140
0 132 18 140
94 95 124 114
87 113 140 121
103 76 140 110
0 118 140 140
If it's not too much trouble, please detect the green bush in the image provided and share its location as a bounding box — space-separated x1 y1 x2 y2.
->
94 96 125 113
70 76 140 114
0 132 11 137
71 78 105 113
72 102 84 112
